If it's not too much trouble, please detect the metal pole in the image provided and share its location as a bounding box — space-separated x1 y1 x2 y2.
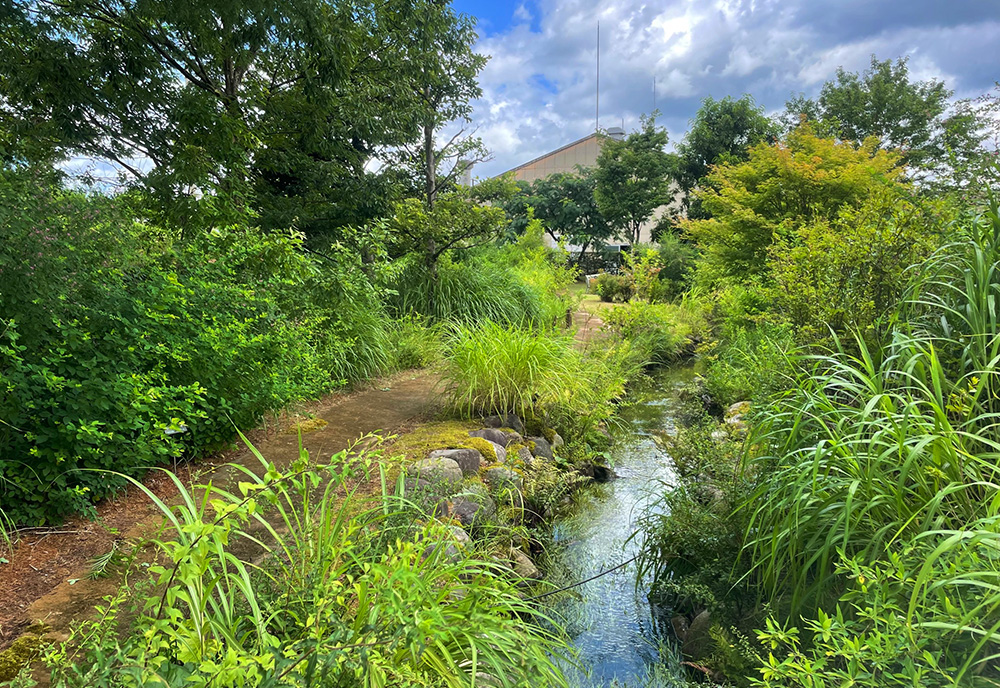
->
596 22 600 133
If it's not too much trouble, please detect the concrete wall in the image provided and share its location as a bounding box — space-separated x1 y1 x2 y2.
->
508 135 602 183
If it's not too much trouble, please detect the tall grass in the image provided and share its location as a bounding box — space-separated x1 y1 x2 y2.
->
441 321 634 442
40 436 571 687
740 207 1000 676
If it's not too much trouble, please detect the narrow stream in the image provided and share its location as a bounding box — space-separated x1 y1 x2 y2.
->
544 365 697 687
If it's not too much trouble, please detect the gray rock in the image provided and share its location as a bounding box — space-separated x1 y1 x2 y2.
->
407 457 463 486
483 413 525 435
509 549 541 579
450 495 496 528
448 525 472 548
670 615 690 643
516 447 534 465
395 476 430 496
428 448 482 476
710 428 728 442
489 440 508 465
527 436 554 460
682 610 712 660
550 431 565 448
470 428 523 448
483 466 523 491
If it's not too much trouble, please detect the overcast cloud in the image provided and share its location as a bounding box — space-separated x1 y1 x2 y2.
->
464 0 1000 177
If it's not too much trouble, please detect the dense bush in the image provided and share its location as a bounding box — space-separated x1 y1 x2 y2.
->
0 176 399 524
592 272 634 303
440 321 633 448
602 299 709 365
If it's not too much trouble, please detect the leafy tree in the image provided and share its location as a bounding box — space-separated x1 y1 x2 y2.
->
392 0 488 210
504 168 614 258
782 56 986 182
594 115 676 245
389 176 515 274
684 124 904 283
674 95 779 218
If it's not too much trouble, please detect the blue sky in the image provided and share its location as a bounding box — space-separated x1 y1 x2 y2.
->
456 0 1000 178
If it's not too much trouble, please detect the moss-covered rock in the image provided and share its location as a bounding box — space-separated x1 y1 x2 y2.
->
0 634 43 681
385 420 483 460
466 436 499 463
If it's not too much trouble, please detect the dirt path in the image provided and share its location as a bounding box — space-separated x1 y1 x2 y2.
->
0 369 441 647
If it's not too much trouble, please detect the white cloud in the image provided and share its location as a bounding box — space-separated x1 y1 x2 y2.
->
467 1 1000 177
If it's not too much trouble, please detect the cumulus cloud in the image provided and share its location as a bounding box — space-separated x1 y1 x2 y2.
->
467 0 1000 178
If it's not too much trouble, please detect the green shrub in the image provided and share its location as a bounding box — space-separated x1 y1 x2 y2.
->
701 323 796 408
0 175 397 524
441 322 632 446
593 272 633 302
602 299 709 365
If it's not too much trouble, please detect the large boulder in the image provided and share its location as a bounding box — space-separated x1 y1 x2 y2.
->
483 413 525 435
682 610 712 660
407 457 463 487
527 436 554 461
549 431 565 448
470 428 523 448
429 448 482 476
483 466 523 492
516 446 534 465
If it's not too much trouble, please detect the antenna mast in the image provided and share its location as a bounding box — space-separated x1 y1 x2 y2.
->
653 77 656 111
595 22 600 133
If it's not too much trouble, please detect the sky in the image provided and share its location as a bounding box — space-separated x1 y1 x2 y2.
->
450 0 1000 178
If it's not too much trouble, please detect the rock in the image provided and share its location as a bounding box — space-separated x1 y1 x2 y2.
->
483 413 525 435
550 431 565 448
395 475 430 496
682 610 712 660
448 525 472 547
517 446 534 465
592 464 617 482
670 615 690 643
483 466 523 491
428 448 482 476
509 549 541 579
527 436 554 460
490 441 508 464
725 401 750 419
450 495 496 528
407 457 463 487
710 428 728 443
470 428 523 448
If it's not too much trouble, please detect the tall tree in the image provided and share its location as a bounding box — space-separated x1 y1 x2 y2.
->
0 0 455 234
393 0 488 210
674 95 779 219
504 168 614 258
782 56 986 182
594 116 675 246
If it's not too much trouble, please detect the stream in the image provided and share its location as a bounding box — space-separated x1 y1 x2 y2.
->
543 365 697 687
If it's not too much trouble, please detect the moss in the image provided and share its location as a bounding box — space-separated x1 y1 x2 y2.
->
466 437 497 463
286 417 328 434
384 420 483 461
0 635 43 681
542 428 557 443
527 440 537 453
506 442 526 455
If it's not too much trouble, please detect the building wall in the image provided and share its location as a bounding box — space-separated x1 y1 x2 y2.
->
508 135 602 183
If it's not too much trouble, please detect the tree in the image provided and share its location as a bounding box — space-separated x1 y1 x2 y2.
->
782 56 986 181
684 124 904 283
392 1 488 210
503 167 614 258
594 115 675 245
0 0 472 234
674 95 779 218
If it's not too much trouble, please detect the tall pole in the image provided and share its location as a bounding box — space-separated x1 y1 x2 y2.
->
653 76 656 112
596 21 600 133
